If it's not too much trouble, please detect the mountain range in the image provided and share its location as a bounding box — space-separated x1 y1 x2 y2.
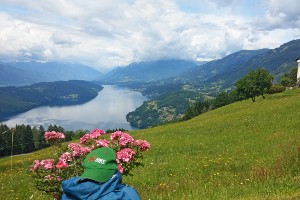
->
172 39 300 92
124 39 300 128
100 59 205 83
1 38 300 128
100 39 300 96
3 39 300 90
0 61 103 86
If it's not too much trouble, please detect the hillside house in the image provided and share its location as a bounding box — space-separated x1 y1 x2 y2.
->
297 57 300 87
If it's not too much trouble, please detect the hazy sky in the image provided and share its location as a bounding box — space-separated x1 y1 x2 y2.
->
0 0 299 72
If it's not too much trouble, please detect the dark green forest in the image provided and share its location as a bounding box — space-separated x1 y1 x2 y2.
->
0 123 128 157
0 124 75 157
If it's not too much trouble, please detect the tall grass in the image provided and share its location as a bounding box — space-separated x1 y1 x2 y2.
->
1 89 300 199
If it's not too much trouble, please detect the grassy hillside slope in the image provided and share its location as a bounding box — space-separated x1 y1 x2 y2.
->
1 89 300 199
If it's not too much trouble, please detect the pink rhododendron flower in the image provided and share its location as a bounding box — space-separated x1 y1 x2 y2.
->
40 159 55 170
90 129 105 139
80 129 106 144
80 133 91 144
110 131 134 146
110 131 123 140
44 131 65 142
59 152 73 163
134 139 151 152
119 133 134 146
95 139 110 147
118 163 124 174
68 143 90 157
30 160 41 171
56 160 69 169
116 148 136 163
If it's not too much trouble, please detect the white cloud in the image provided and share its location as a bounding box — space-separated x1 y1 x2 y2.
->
50 31 77 47
253 0 300 30
0 0 299 71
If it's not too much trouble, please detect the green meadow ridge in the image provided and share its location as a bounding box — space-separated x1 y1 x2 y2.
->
1 89 300 199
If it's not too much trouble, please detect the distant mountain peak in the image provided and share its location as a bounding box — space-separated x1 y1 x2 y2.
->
101 59 204 83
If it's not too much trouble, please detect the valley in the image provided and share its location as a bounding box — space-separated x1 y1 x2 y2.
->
1 1 300 199
1 39 300 130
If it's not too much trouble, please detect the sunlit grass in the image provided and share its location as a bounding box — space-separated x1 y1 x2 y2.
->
1 89 300 199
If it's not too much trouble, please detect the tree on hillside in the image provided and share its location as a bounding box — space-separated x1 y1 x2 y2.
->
182 101 211 120
281 67 297 87
235 68 273 102
213 90 240 108
0 124 11 157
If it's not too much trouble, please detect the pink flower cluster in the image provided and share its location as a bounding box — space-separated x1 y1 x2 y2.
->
31 159 55 171
56 152 73 169
95 139 110 147
80 129 106 144
110 131 134 146
56 160 69 169
44 131 65 142
68 143 91 157
134 139 151 152
116 148 136 174
117 148 136 163
31 129 151 190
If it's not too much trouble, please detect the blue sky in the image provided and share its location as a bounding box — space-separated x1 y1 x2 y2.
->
0 0 299 72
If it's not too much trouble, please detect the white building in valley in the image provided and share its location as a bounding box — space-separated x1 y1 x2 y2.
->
297 57 300 86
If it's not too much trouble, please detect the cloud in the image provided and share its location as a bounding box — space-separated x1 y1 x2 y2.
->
253 0 300 30
0 0 299 71
207 0 240 8
50 31 77 47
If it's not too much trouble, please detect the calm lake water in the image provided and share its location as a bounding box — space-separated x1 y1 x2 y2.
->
2 85 147 131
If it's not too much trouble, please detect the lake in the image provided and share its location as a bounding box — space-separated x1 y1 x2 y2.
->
2 85 147 131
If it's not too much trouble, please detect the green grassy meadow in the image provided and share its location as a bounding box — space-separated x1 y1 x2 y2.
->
1 89 300 199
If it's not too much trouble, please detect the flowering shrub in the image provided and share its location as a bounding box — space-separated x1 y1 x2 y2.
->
30 129 150 199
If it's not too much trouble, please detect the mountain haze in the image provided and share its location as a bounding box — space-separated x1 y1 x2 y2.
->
101 59 204 83
0 61 103 86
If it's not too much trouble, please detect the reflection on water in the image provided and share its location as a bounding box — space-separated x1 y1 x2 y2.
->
2 85 147 131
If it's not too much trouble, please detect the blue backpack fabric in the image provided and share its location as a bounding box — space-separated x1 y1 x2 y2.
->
62 171 141 200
